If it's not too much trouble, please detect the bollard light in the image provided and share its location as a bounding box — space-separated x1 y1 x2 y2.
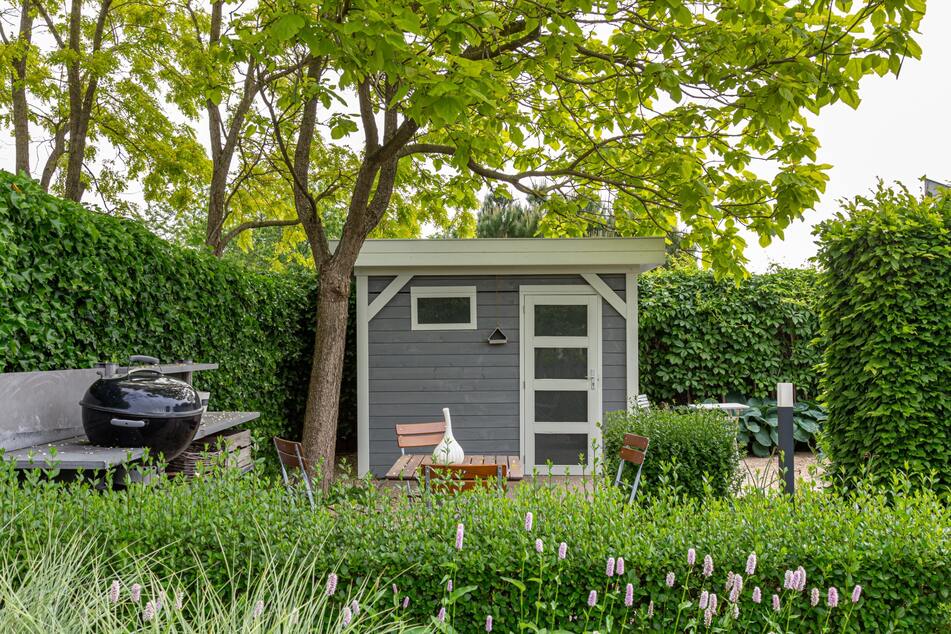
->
777 382 795 496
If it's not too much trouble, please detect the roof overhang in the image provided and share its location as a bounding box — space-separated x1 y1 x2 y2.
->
344 237 666 275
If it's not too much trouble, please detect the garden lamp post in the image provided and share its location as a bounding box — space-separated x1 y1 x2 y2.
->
777 383 795 496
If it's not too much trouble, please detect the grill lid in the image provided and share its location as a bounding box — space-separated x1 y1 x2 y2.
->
80 369 203 418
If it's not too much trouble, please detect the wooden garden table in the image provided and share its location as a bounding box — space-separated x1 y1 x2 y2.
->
384 454 524 481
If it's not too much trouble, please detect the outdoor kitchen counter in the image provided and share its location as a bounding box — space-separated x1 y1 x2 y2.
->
3 411 259 470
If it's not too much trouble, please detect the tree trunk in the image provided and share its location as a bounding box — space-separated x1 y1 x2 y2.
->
206 164 228 254
300 263 352 479
11 0 33 176
63 0 85 201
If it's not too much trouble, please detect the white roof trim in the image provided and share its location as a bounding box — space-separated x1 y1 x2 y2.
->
341 238 666 273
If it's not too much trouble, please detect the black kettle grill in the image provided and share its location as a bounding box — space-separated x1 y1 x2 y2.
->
80 356 203 459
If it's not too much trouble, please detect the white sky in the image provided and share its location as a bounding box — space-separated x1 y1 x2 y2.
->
2 4 948 272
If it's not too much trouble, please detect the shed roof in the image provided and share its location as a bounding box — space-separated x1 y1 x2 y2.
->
347 237 666 274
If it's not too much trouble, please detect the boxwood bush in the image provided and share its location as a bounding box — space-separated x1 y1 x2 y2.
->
0 463 947 632
602 408 743 498
815 186 951 491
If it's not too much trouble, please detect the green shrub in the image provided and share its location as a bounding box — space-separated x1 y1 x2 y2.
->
1 463 948 632
603 408 743 498
638 265 822 403
815 186 951 491
0 171 346 451
738 398 827 457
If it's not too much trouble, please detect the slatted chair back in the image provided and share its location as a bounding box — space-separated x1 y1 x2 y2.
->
396 421 446 453
633 394 651 411
424 463 508 496
273 437 315 508
614 433 650 503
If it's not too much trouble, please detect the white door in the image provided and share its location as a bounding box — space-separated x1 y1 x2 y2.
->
522 292 601 475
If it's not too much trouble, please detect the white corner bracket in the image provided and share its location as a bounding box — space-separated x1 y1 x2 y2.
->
581 273 627 317
367 273 413 321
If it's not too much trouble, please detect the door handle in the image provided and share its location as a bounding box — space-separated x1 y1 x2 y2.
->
588 369 596 389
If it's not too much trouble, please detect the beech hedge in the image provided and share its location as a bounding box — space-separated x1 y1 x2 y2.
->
815 187 951 492
0 171 318 446
0 464 948 632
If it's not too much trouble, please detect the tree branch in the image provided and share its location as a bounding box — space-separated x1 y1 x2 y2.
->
220 218 301 249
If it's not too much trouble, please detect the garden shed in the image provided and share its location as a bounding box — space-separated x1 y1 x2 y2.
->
353 238 667 477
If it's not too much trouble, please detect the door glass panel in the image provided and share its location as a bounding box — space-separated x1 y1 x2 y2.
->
534 304 587 337
534 348 587 379
535 433 588 465
535 390 587 422
416 296 471 325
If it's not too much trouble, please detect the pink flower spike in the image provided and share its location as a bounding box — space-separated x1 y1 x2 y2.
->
752 587 761 604
616 557 625 575
142 601 156 623
392 584 398 595
174 591 183 611
326 573 338 596
624 583 634 607
851 585 862 604
702 554 714 578
535 538 544 554
709 593 718 613
524 512 533 531
402 597 410 609
350 600 359 616
699 590 709 609
447 580 453 592
704 607 713 627
811 587 820 607
796 566 807 592
253 600 264 618
665 571 675 588
485 615 493 632
772 594 781 612
455 523 465 550
687 548 696 567
108 580 120 604
745 552 757 576
606 557 616 577
783 569 793 590
731 604 739 619
558 542 567 560
342 606 352 627
588 590 598 607
130 583 142 603
647 600 654 618
725 571 735 592
827 586 839 608
437 606 446 622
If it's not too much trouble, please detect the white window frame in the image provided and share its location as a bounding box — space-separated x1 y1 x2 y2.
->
410 286 478 330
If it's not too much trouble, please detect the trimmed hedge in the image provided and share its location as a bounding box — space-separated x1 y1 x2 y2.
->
1 464 948 632
639 265 821 403
603 408 742 498
0 171 319 448
815 187 951 491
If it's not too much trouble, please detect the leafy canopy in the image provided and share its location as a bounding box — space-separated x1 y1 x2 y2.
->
250 0 924 275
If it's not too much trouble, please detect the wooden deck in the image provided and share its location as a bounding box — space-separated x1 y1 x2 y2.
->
3 411 259 470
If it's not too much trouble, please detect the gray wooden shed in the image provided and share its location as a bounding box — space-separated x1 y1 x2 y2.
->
354 238 666 477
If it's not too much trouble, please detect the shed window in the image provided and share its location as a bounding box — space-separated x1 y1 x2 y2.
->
411 286 477 330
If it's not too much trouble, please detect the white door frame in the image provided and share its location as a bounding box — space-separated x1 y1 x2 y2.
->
519 285 602 476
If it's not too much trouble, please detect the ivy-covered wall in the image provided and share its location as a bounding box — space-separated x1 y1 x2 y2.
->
815 187 951 491
639 264 821 403
0 171 325 448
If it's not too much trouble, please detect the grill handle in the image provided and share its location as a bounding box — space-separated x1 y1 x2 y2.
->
129 355 160 365
110 418 147 428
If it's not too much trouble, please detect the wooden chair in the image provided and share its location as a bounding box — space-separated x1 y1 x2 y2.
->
273 437 315 509
614 433 649 503
395 421 446 493
423 463 508 497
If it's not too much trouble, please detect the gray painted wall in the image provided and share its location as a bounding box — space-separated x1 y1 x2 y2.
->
367 274 627 475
